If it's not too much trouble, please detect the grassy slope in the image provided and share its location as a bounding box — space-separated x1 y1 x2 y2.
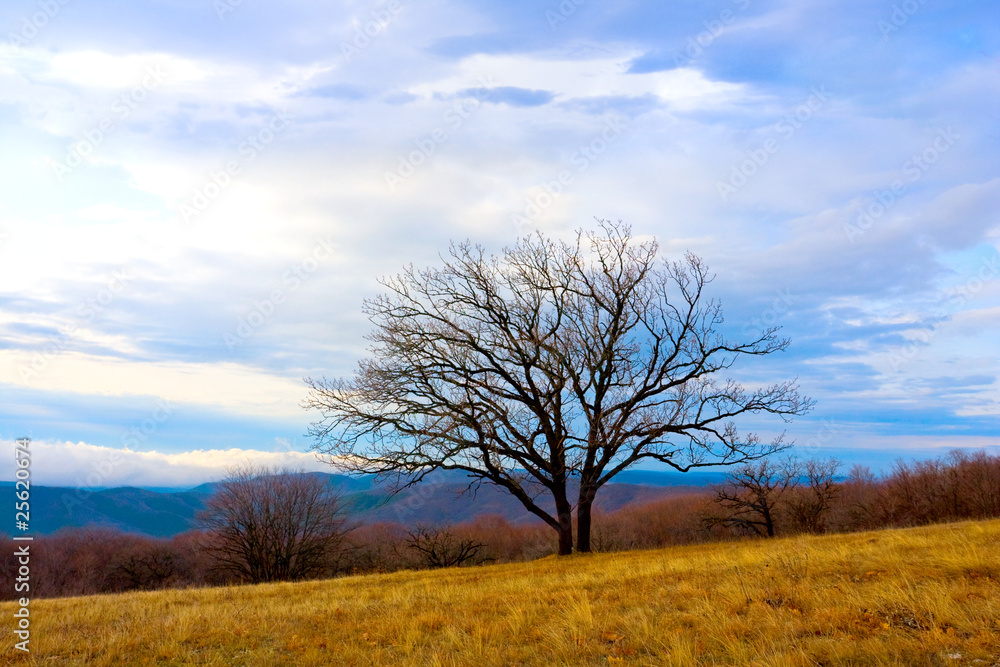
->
4 520 1000 666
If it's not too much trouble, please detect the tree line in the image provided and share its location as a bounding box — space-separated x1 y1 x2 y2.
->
3 449 998 600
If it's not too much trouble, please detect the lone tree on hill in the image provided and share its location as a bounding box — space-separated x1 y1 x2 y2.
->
304 220 812 555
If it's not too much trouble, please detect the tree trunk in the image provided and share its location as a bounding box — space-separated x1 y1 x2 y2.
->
576 503 592 553
555 497 574 556
763 506 775 537
576 486 597 553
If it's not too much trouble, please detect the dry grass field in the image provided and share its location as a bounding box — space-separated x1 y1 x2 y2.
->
3 519 1000 666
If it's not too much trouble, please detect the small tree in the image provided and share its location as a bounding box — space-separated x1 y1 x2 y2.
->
705 457 799 537
834 464 880 531
404 525 491 569
197 464 350 583
785 458 841 533
305 221 812 555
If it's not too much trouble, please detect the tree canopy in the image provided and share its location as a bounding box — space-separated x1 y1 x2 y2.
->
304 220 812 554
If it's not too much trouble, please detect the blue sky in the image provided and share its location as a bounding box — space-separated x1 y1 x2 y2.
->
1 0 998 487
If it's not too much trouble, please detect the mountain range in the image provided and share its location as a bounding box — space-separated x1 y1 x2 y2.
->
3 469 725 538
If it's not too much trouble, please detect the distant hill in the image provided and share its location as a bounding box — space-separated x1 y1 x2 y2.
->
9 485 212 538
341 475 713 526
5 469 724 537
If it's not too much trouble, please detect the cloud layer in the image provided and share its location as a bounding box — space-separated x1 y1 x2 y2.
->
1 0 998 485
6 438 333 488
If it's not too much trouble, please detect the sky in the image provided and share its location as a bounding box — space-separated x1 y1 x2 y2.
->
1 0 998 488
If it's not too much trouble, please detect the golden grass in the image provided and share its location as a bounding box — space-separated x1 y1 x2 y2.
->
4 519 1000 665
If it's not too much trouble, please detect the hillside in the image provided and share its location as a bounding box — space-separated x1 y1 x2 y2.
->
5 519 998 665
7 485 212 537
8 470 721 537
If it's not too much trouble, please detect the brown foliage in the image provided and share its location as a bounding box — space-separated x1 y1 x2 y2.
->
704 450 1000 540
0 527 229 601
589 494 712 552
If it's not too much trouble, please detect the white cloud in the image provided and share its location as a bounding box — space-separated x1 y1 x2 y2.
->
1 351 306 417
3 438 335 487
45 50 208 89
410 54 748 110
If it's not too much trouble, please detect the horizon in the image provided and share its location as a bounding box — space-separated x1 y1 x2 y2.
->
2 0 998 488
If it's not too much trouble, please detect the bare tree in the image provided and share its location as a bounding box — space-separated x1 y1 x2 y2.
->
304 221 812 554
110 539 178 591
785 458 841 533
833 464 880 531
196 464 350 583
952 450 1000 518
404 525 491 569
704 457 800 537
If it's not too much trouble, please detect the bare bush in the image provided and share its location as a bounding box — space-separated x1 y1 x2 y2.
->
197 464 350 583
405 525 492 569
785 458 841 533
827 464 880 532
953 450 1000 517
592 493 713 551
